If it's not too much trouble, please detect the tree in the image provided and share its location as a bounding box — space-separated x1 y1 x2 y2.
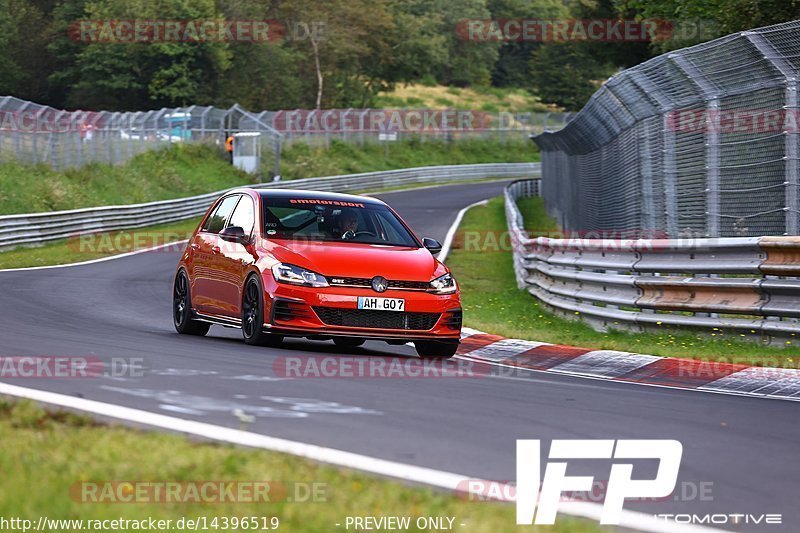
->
530 41 616 110
279 0 395 108
53 0 230 109
0 0 56 103
430 0 500 86
617 0 800 52
488 0 568 87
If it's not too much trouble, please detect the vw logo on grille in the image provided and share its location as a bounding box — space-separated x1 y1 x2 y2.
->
371 276 388 293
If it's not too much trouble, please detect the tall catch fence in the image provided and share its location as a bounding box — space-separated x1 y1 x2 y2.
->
533 20 800 238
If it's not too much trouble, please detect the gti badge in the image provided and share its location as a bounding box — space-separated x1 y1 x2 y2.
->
371 276 388 293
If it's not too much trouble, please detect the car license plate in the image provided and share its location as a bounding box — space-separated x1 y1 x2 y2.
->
358 297 405 312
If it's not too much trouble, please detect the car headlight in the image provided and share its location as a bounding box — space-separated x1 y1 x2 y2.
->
429 273 457 294
271 263 329 288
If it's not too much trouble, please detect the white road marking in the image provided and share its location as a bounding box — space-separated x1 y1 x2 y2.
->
437 199 490 263
0 240 188 273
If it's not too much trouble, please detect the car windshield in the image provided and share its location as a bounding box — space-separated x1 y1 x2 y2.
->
263 198 419 247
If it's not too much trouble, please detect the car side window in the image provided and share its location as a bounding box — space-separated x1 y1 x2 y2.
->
228 195 255 237
202 195 240 234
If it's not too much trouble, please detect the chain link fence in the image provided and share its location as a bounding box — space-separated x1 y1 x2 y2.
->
533 20 800 238
0 96 570 178
0 98 283 178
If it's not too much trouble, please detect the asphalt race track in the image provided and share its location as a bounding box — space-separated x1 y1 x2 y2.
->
1 181 798 531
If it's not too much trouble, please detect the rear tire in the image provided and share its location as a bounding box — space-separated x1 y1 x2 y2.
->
242 275 283 347
333 337 365 348
414 340 458 359
173 270 210 336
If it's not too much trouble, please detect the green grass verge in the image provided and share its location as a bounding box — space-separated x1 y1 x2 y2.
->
0 218 201 270
0 144 255 216
373 84 554 113
0 399 604 532
446 196 800 367
279 138 537 180
1 140 536 216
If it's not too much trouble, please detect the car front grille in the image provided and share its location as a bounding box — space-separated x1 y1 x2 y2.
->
328 277 429 291
313 307 441 331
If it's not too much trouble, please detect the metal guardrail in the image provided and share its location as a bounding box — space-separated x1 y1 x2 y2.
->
506 179 800 342
0 163 540 251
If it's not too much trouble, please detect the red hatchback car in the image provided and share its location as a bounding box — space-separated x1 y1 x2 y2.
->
173 189 462 358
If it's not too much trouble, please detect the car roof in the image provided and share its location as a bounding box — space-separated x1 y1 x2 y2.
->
252 188 386 205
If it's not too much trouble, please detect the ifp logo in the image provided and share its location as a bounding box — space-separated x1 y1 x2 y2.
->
516 439 683 525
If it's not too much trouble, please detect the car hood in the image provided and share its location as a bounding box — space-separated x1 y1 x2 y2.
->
265 240 443 281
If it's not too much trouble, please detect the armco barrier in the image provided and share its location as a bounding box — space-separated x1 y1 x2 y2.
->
506 179 800 342
0 163 539 251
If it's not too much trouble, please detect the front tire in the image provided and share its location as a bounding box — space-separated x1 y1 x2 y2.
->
414 340 459 359
242 275 283 347
173 270 210 336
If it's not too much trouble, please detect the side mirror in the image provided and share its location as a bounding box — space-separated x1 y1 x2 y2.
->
422 237 442 255
219 226 249 244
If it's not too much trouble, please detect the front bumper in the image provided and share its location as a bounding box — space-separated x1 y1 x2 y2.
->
264 281 462 342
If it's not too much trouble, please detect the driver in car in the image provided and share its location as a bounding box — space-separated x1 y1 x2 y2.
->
337 209 360 239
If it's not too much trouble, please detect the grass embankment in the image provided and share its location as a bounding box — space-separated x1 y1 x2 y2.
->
0 399 603 533
0 144 254 216
0 217 202 270
1 140 536 216
446 196 799 367
279 138 537 180
374 83 554 113
0 139 536 269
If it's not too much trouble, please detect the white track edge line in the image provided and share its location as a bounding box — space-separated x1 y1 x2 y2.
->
0 240 189 273
438 198 490 263
0 382 726 533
